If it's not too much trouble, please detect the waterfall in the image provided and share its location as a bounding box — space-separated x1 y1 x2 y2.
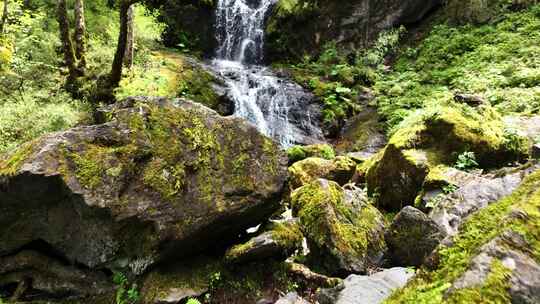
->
211 0 323 147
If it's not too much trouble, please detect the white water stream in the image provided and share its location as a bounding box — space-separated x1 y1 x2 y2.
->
212 0 310 147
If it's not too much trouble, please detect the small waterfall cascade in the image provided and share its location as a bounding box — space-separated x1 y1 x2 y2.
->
211 0 321 147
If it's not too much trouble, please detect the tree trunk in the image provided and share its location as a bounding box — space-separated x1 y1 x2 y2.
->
0 0 8 35
109 1 134 89
74 0 87 73
56 0 78 84
124 4 134 69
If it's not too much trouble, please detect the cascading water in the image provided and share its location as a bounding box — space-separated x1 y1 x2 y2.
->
211 0 323 147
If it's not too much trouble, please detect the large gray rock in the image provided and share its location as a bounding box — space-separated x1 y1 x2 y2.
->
386 206 446 267
317 267 414 304
0 97 287 276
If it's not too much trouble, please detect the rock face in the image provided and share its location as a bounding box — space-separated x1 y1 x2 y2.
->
266 0 442 61
225 220 303 263
288 156 357 189
317 267 414 304
0 250 113 301
291 180 387 276
0 97 287 276
429 164 539 237
386 206 446 267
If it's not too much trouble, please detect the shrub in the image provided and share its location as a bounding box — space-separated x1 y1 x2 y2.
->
455 151 479 171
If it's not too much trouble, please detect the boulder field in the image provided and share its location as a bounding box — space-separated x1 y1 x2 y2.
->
2 95 540 303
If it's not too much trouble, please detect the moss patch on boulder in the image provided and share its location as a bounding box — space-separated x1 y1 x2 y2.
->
291 179 387 276
287 144 335 164
288 156 356 189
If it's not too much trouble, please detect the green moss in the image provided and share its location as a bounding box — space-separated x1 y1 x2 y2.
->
385 168 540 303
287 144 335 164
271 221 303 249
225 240 256 262
447 260 512 303
0 140 37 177
291 180 386 273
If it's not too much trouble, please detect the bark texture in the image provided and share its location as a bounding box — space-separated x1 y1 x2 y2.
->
124 4 134 68
56 0 78 83
74 0 87 73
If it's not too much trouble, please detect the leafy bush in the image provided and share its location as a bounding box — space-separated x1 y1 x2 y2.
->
113 272 140 304
186 299 201 304
455 151 479 171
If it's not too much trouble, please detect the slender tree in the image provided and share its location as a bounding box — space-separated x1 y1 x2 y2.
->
56 0 78 85
74 0 87 73
109 0 138 89
0 0 8 35
124 4 135 68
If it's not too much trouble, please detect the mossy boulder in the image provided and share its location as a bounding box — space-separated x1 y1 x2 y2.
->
335 108 387 156
288 156 356 189
291 179 387 276
224 220 303 264
366 106 529 211
0 97 287 276
386 166 540 303
287 144 335 164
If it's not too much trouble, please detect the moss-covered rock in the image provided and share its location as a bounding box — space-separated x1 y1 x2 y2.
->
335 108 387 155
288 156 356 189
291 179 387 276
366 105 529 211
385 166 540 303
0 97 287 279
287 144 335 164
224 220 303 263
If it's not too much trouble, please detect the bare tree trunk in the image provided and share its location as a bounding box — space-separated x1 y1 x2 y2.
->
0 0 8 35
109 1 135 89
56 0 78 84
74 0 87 73
124 4 134 69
